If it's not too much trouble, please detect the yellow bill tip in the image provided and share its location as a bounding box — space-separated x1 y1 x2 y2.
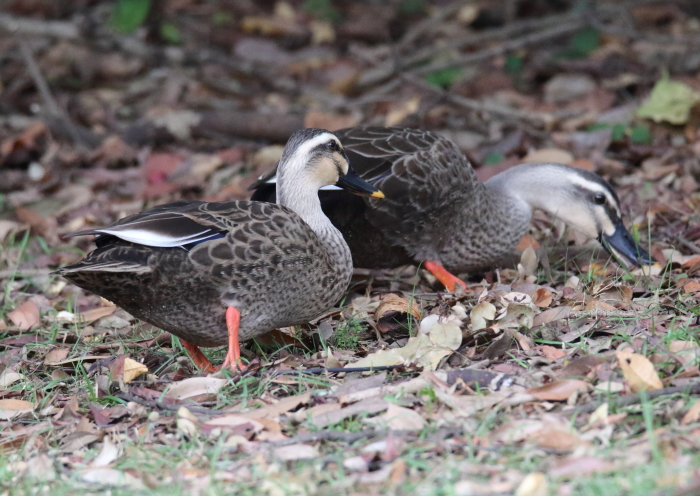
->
371 190 385 199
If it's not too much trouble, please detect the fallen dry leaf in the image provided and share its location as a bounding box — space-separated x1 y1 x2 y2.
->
681 401 700 425
79 306 117 323
122 358 148 383
364 403 426 431
533 306 571 326
536 345 567 361
470 301 497 331
274 444 319 461
165 377 228 401
0 399 35 420
515 472 548 496
615 350 663 392
374 293 421 333
80 468 145 490
532 288 553 308
549 456 611 478
7 300 40 330
44 347 70 365
0 369 25 388
91 438 121 468
242 392 311 420
532 428 580 450
527 379 588 401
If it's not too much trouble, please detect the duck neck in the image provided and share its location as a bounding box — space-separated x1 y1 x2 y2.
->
277 178 352 274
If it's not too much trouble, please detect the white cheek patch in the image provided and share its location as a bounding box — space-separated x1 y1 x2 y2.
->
264 175 343 191
566 175 621 217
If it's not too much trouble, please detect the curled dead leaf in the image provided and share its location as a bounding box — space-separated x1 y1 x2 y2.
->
533 288 553 308
375 293 421 333
515 472 548 496
122 358 148 383
166 377 228 401
7 299 40 330
0 399 35 420
681 401 700 425
615 350 663 392
527 379 589 401
364 403 426 431
470 301 496 331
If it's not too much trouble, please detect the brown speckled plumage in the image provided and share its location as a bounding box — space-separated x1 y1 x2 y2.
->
252 126 651 273
56 129 373 350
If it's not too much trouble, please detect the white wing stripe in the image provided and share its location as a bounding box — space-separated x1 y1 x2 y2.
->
96 228 214 247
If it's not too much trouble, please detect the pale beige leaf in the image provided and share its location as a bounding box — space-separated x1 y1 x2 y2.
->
91 438 121 468
375 293 421 323
0 369 25 388
241 392 311 420
7 300 40 330
434 388 503 416
80 468 145 489
0 399 35 420
122 358 148 383
527 379 588 401
204 415 264 432
165 377 228 401
533 306 572 326
44 347 70 365
470 301 496 331
0 220 20 243
523 148 574 164
615 350 663 392
681 401 700 425
349 349 405 369
532 428 580 450
515 472 548 496
274 444 319 461
365 403 425 431
533 288 553 308
429 321 462 351
79 306 117 323
519 247 538 277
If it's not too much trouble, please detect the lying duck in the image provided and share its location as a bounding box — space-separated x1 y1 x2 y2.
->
251 126 653 291
56 129 383 371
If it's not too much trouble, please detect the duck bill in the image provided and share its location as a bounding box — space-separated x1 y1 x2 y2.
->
599 220 654 267
337 166 384 198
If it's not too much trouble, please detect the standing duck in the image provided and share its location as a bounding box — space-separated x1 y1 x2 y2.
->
56 129 383 371
251 126 652 292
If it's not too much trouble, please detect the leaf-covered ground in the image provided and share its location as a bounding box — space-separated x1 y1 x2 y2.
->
1 1 700 495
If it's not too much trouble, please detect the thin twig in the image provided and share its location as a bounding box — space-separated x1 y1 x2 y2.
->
0 13 79 39
17 37 88 148
566 382 700 417
115 392 221 416
675 235 700 255
269 365 404 376
415 19 586 77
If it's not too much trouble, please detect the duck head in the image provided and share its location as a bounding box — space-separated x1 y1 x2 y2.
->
486 163 653 267
277 129 383 202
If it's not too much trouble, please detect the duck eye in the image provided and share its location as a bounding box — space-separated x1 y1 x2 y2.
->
327 140 339 151
594 193 606 205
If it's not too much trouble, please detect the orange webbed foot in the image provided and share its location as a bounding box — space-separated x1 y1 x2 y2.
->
424 260 468 293
181 307 246 373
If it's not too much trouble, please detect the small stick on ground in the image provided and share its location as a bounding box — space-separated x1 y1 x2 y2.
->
17 36 90 148
566 382 700 417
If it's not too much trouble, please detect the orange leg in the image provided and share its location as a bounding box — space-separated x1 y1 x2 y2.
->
181 339 216 373
423 260 468 293
221 306 246 371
